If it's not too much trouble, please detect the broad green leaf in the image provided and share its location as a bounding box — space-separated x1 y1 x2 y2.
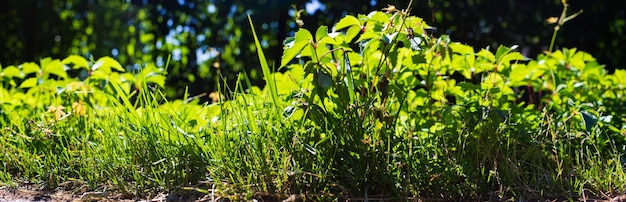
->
318 37 339 45
44 59 68 79
610 69 626 86
145 75 166 87
2 66 22 78
477 48 495 63
345 26 361 43
582 61 604 81
367 11 390 24
570 50 595 69
89 70 108 80
550 50 565 63
93 56 125 72
509 64 531 85
450 43 474 55
281 40 308 67
495 45 517 62
498 52 527 67
334 15 361 31
295 28 313 42
21 62 40 75
315 25 328 42
19 77 39 88
356 31 380 42
61 55 89 70
280 29 313 67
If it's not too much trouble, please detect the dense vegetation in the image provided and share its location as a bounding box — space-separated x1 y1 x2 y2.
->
1 1 626 201
1 0 624 100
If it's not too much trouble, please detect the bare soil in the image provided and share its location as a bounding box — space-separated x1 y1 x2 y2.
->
3 183 626 202
0 184 212 202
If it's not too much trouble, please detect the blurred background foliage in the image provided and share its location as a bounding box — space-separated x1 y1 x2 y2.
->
0 0 624 101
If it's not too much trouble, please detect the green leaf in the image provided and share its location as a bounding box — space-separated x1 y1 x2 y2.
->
495 45 513 61
344 26 361 43
450 43 474 56
61 55 89 70
21 62 40 75
249 15 279 107
477 48 495 62
334 15 361 31
295 28 313 42
280 29 314 67
44 59 68 79
315 25 328 42
145 75 166 87
367 11 390 24
19 77 39 88
2 66 22 78
93 56 125 72
498 52 527 67
281 42 309 68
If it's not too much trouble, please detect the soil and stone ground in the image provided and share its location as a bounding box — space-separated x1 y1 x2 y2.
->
0 184 213 202
3 183 626 201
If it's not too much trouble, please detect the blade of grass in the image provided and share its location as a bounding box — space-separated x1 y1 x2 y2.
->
247 14 279 108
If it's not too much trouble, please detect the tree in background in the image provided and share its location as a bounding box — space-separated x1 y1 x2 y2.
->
1 0 624 100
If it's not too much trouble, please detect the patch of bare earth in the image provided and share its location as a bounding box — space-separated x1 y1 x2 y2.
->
0 184 212 202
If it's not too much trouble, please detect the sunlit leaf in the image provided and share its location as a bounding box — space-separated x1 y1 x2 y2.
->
315 26 328 42
61 55 89 70
499 52 528 66
93 56 125 72
145 74 166 87
334 15 361 31
43 59 68 79
19 77 39 88
21 62 40 75
2 66 22 78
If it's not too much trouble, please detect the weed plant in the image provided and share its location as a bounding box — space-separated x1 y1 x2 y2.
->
1 2 626 201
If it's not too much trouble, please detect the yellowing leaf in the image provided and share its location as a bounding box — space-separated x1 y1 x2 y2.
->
382 4 398 13
72 100 86 117
546 17 559 24
47 105 66 121
209 91 224 103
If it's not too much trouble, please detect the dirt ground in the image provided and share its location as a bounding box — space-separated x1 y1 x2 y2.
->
3 184 626 202
0 185 213 202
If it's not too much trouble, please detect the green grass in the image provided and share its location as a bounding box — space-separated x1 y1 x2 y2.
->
1 6 626 201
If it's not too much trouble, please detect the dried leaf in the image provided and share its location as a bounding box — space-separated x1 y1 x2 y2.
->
48 105 66 121
546 17 559 24
382 5 398 13
209 92 225 102
72 100 86 117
